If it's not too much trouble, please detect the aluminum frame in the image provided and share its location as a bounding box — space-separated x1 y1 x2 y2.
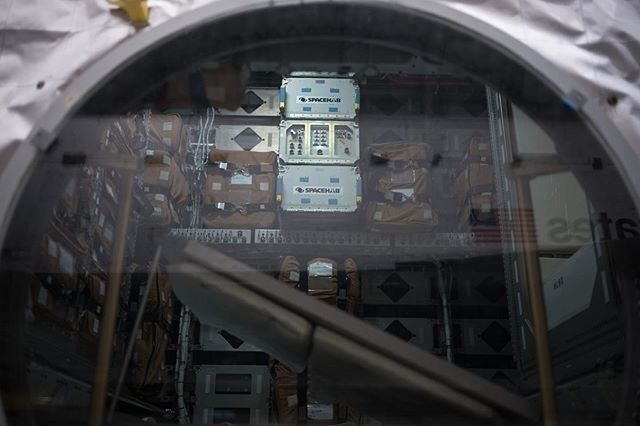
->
213 124 280 152
217 88 281 117
0 1 639 423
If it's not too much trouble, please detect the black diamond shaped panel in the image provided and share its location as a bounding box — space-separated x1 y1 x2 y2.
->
479 321 510 353
378 272 412 303
233 128 262 151
375 93 403 116
489 371 516 390
489 371 518 392
219 330 244 349
475 276 506 303
240 90 265 114
385 320 415 341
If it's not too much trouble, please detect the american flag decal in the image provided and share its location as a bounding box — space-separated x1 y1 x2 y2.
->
468 208 538 245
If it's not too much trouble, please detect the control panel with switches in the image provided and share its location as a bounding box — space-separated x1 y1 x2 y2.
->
169 228 252 244
254 229 391 248
279 121 359 164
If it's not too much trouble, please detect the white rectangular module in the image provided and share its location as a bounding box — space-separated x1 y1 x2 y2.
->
281 76 359 119
217 88 280 117
278 165 361 213
279 120 359 164
214 125 279 152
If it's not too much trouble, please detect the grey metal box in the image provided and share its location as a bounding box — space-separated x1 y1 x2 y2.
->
194 365 270 425
281 76 359 119
279 120 359 165
217 88 280 117
361 269 433 305
365 318 435 351
214 125 279 152
278 165 361 213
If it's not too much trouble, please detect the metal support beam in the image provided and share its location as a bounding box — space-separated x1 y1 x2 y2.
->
514 177 558 426
107 246 162 424
88 173 134 426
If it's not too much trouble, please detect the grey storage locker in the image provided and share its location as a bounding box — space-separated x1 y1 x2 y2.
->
452 319 514 357
213 124 280 152
361 269 433 305
449 257 509 308
278 165 361 213
217 88 281 117
194 365 270 425
281 74 359 120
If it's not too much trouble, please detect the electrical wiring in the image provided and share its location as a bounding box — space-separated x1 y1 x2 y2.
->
174 304 192 424
176 106 215 422
433 257 454 363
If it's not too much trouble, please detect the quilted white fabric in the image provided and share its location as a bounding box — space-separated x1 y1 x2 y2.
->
0 0 638 157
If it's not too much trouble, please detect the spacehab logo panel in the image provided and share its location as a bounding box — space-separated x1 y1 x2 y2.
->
293 186 342 195
296 96 342 103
